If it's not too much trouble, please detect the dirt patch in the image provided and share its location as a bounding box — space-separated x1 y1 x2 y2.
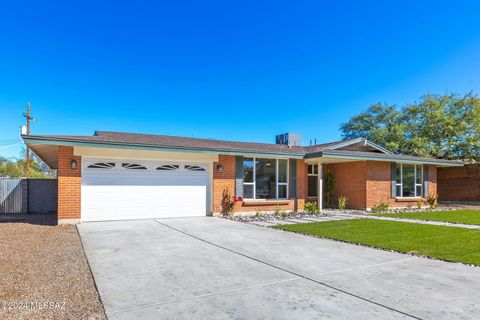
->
0 223 106 320
440 202 480 210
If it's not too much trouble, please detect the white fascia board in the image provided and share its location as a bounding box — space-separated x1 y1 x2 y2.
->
325 138 393 154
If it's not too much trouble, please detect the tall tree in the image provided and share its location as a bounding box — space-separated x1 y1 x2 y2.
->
340 92 480 162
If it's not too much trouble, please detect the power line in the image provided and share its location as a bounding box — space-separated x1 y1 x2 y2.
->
0 143 21 150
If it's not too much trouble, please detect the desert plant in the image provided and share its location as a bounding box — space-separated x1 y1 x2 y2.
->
323 170 335 207
371 200 390 213
221 188 235 215
274 203 282 216
255 211 262 218
304 201 320 214
427 193 438 208
281 211 289 218
338 196 348 210
416 199 424 209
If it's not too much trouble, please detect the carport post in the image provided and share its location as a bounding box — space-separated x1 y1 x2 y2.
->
317 162 323 211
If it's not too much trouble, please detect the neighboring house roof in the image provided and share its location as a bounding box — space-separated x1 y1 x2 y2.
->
22 130 463 168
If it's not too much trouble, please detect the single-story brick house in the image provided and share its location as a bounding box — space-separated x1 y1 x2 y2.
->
23 131 462 224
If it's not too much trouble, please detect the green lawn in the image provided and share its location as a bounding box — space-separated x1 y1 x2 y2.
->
273 219 480 266
373 210 480 225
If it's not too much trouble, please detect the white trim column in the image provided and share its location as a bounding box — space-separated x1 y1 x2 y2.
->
318 161 323 211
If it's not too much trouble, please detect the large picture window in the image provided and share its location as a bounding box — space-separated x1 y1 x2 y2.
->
396 164 423 197
243 158 288 200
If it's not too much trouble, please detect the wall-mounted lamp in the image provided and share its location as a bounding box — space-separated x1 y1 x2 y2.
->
71 159 77 169
216 163 224 173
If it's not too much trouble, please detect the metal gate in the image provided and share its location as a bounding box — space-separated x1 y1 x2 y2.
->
0 178 26 214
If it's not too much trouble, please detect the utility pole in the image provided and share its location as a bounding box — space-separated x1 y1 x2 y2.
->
23 102 34 178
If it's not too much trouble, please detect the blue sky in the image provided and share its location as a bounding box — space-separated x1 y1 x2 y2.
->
1 0 480 159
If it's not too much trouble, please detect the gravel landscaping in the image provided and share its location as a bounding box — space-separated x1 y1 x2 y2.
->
0 221 106 320
222 206 459 224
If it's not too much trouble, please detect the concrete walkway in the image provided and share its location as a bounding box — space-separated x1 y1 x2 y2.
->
78 217 480 320
244 212 480 230
334 213 480 230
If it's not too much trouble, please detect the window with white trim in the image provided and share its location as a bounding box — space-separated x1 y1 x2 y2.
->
396 164 423 197
243 158 288 200
307 164 318 198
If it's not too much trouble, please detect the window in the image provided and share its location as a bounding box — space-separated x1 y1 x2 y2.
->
87 162 115 169
243 158 254 199
395 164 423 197
156 164 179 171
122 163 147 170
307 164 318 198
243 158 288 200
184 165 206 172
278 159 288 199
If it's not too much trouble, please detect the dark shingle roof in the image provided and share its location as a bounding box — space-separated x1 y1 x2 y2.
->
23 130 463 166
29 131 306 155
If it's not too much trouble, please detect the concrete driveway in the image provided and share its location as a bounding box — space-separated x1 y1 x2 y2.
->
78 217 480 320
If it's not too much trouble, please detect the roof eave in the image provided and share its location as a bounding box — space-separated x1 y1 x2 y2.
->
22 135 305 159
305 151 464 166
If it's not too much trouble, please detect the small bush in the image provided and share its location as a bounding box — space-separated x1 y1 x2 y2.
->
371 201 390 213
281 211 289 218
274 204 282 216
427 193 438 208
221 189 235 215
416 199 424 209
304 202 319 214
338 196 348 210
255 211 262 218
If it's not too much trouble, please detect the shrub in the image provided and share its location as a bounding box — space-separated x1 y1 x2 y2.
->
338 196 348 210
255 211 262 218
371 201 390 213
304 202 320 214
427 193 438 208
274 204 281 216
221 189 240 215
416 199 424 209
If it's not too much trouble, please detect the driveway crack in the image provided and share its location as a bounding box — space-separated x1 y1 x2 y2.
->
110 277 301 314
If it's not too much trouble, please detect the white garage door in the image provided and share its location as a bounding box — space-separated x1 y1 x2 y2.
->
81 159 210 222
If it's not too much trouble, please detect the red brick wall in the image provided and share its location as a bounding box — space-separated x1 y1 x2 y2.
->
212 155 236 214
428 165 437 197
438 165 479 201
295 159 306 211
326 161 367 209
365 161 438 209
57 146 82 222
324 161 438 210
365 161 392 208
